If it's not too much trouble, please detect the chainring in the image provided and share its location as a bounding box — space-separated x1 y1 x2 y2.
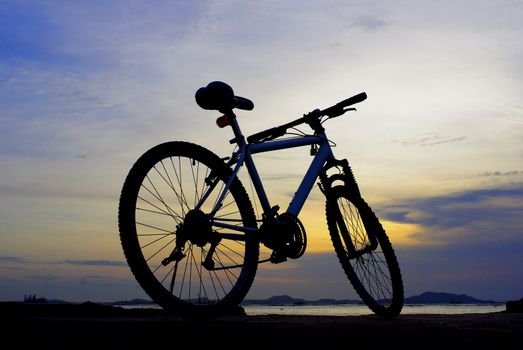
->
277 213 307 259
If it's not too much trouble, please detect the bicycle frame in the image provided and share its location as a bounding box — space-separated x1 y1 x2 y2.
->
197 114 335 235
119 84 404 317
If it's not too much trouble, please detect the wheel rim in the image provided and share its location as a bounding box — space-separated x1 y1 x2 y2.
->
336 196 397 310
129 153 254 307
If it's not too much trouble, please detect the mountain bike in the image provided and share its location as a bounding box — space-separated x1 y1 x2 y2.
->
118 81 404 319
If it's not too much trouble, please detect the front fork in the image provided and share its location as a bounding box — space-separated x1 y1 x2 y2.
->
318 159 378 258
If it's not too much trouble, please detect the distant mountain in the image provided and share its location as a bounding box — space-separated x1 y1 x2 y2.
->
405 292 499 304
21 291 502 307
242 292 501 306
242 294 363 306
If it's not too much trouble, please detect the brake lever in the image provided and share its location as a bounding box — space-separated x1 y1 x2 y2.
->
327 107 357 119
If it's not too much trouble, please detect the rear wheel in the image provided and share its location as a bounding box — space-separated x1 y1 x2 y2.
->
118 141 258 318
325 185 403 318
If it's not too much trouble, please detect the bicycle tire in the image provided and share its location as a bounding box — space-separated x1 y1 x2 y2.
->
118 141 259 318
325 185 404 318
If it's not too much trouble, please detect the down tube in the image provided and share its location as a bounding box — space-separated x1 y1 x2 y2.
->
286 143 333 216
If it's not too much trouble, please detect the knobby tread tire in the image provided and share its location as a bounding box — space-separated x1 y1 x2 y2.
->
325 185 404 318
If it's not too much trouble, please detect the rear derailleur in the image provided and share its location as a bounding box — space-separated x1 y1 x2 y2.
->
160 209 221 270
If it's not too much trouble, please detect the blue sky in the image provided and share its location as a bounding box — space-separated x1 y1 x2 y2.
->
1 0 522 302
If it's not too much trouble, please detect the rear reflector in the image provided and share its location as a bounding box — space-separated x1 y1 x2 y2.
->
216 115 231 128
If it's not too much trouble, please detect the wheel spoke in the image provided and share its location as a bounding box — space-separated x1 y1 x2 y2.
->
327 188 403 317
119 143 258 314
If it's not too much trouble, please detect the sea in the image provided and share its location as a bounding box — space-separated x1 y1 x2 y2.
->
242 303 504 316
122 303 505 316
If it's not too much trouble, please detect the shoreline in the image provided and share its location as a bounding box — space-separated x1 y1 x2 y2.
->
2 302 522 348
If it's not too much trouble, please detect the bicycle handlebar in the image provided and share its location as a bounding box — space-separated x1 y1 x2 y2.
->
247 92 367 143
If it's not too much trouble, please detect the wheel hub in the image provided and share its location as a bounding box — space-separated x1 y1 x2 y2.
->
182 209 212 247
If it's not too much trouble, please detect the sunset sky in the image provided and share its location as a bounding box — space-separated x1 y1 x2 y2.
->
1 0 522 303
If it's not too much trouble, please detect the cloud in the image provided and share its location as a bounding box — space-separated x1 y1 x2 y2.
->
351 16 389 31
379 184 523 245
26 275 61 281
0 257 127 268
0 256 26 263
398 133 467 147
64 260 127 267
478 170 523 177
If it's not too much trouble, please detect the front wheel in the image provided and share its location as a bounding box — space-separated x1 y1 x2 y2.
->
118 141 259 318
325 186 404 318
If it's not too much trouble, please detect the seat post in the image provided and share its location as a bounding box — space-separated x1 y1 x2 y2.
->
227 111 246 146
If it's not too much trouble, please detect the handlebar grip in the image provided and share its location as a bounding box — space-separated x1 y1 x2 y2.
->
322 92 367 118
338 92 367 108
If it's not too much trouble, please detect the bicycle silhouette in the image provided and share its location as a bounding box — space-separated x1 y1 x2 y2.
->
118 81 404 318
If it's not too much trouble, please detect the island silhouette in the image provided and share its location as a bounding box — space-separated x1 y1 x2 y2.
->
17 291 505 307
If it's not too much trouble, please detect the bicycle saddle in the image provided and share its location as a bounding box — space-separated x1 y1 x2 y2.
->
195 81 254 113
